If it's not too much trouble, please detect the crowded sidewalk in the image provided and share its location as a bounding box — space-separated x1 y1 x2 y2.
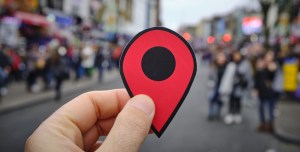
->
200 40 300 146
0 69 119 114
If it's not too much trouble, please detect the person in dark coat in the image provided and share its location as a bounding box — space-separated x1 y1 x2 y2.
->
254 51 277 133
46 47 69 100
25 44 39 92
94 46 105 82
73 46 83 81
0 44 11 97
207 52 227 120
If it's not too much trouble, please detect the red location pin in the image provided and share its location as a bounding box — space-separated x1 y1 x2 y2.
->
120 27 197 137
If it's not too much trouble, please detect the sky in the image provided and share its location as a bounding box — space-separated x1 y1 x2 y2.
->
161 0 260 30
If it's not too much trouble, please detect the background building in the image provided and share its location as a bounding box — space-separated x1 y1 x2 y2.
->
118 0 160 36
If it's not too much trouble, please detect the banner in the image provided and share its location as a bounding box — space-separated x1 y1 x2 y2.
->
283 59 299 91
18 0 39 12
0 17 20 46
27 0 38 10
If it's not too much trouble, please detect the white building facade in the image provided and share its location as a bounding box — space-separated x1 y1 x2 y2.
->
102 0 160 36
63 0 91 21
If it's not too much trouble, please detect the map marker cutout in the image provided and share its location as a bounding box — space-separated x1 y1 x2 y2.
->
120 27 197 137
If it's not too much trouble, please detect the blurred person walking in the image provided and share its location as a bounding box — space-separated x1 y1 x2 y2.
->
220 51 253 125
36 45 49 90
254 51 278 133
102 43 114 71
207 52 227 121
112 45 122 68
73 46 83 81
0 44 11 97
25 44 39 92
94 45 105 82
201 49 212 65
46 46 69 100
7 47 23 82
81 43 95 78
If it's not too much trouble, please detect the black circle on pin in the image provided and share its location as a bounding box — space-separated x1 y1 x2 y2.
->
142 46 176 81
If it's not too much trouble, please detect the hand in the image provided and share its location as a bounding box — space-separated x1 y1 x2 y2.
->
25 89 155 152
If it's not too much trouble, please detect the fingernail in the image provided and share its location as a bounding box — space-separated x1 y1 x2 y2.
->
131 95 154 116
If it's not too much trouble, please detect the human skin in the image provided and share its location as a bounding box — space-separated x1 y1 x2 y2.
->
25 89 155 152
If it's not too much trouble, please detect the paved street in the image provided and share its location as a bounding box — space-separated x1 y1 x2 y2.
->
0 59 299 152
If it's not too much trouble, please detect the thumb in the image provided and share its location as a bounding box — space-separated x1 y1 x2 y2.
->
97 94 155 152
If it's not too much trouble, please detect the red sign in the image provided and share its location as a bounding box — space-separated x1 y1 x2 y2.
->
242 16 262 35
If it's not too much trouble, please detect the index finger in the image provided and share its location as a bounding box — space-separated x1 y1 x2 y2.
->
52 89 130 134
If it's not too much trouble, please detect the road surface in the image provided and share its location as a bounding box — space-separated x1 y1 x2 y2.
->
0 60 299 152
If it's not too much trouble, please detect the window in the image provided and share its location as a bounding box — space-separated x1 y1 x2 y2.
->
126 0 133 20
119 0 133 21
47 0 63 11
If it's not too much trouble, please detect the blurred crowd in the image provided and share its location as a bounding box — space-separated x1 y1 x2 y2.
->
0 40 123 100
203 39 300 133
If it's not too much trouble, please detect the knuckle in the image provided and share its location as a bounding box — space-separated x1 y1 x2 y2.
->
81 91 94 98
117 111 148 133
25 135 35 151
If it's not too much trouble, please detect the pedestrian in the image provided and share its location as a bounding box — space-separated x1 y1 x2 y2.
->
25 44 39 92
112 45 122 68
46 46 69 100
35 45 49 91
73 45 83 81
94 45 105 82
254 51 278 133
81 42 95 78
207 52 227 121
7 47 22 82
221 51 253 124
0 44 11 97
25 89 155 151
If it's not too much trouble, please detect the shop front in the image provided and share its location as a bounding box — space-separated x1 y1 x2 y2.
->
14 11 51 47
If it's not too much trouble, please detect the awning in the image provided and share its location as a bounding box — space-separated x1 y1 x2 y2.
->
14 11 50 27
